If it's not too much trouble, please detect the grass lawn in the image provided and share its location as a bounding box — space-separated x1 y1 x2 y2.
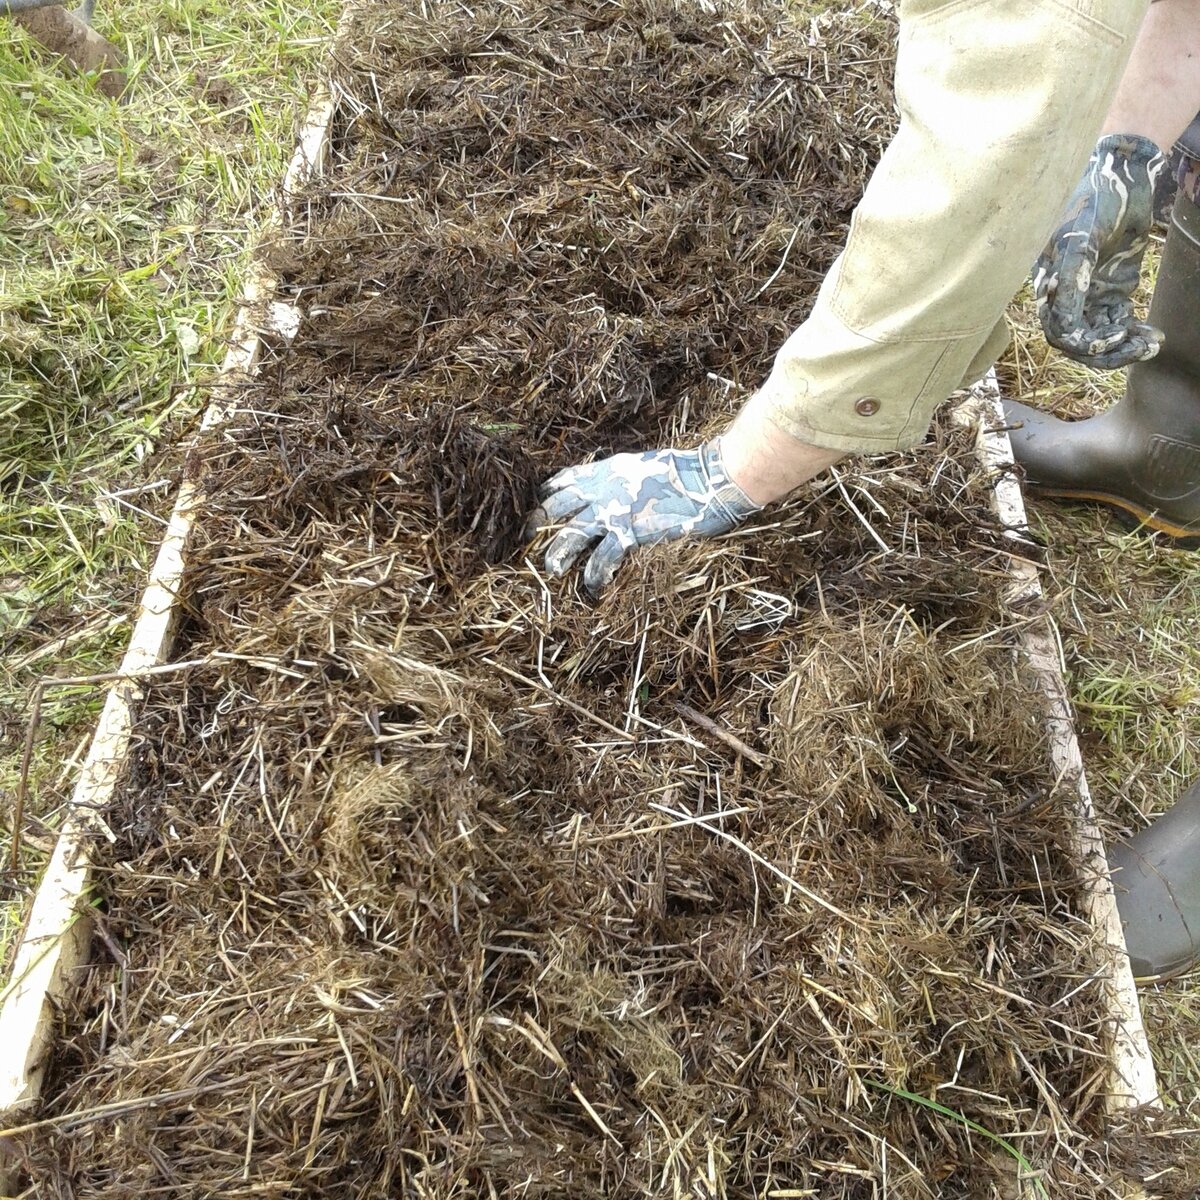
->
1 0 1196 1125
0 0 338 951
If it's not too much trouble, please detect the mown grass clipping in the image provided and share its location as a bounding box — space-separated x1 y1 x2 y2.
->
16 1 1199 1197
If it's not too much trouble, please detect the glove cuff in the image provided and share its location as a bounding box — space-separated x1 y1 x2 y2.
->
700 438 764 521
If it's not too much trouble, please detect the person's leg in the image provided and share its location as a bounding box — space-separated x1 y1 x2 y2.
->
958 319 1012 392
1007 116 1200 982
742 0 1150 458
1111 778 1200 982
1004 115 1200 542
11 3 125 100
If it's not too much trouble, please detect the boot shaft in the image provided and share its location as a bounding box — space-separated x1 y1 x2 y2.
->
1004 182 1200 535
1143 186 1200 360
1124 185 1200 439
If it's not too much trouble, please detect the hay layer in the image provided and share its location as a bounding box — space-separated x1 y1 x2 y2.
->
17 1 1197 1197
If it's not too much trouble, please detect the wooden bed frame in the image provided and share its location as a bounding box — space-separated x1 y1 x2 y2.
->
0 77 1160 1200
969 375 1159 1112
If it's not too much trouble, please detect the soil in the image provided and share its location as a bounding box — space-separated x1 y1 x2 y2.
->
14 1 1198 1197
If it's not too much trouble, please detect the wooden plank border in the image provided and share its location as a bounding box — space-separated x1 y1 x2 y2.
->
967 373 1160 1112
0 85 339 1142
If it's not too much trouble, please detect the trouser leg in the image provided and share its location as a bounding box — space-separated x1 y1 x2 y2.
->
744 0 1148 453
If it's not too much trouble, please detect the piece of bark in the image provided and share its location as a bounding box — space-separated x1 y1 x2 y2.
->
13 7 126 99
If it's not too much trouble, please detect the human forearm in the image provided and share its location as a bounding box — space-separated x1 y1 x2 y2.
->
1033 2 1200 369
531 0 1157 590
1103 0 1200 150
722 0 1157 502
721 392 842 505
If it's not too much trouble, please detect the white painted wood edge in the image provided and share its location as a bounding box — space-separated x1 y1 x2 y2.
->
0 89 339 1133
965 373 1160 1112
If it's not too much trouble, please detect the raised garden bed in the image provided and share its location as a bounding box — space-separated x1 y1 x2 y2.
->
4 1 1193 1196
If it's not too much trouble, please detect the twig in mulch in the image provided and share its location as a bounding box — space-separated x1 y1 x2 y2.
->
674 700 770 768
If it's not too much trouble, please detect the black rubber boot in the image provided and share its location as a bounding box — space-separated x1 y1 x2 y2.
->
1110 780 1200 983
1004 185 1200 544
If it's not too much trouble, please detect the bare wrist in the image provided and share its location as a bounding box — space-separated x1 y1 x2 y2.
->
720 391 845 505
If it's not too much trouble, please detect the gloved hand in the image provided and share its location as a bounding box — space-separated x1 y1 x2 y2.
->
529 438 761 594
1034 133 1167 369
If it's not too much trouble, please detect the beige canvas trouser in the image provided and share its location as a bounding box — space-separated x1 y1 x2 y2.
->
747 0 1150 453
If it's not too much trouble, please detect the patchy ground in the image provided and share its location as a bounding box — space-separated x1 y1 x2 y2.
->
10 0 1200 1197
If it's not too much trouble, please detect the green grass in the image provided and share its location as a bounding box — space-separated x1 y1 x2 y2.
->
865 1081 1049 1199
1001 254 1200 1114
0 1 337 941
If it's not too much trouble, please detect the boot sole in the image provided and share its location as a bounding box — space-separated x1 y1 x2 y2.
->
1024 485 1200 549
1132 961 1198 988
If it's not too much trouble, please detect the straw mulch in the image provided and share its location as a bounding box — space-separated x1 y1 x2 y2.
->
15 0 1198 1196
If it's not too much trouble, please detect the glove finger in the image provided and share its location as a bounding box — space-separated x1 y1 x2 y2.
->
1080 328 1163 370
583 529 634 596
524 506 544 542
1058 317 1162 365
1090 295 1134 332
1039 235 1097 344
1047 311 1130 360
1078 321 1132 356
1092 316 1163 360
1031 253 1056 305
533 484 594 526
1127 321 1164 351
524 504 556 542
544 515 603 577
539 461 598 502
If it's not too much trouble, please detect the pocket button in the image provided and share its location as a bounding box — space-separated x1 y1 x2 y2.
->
855 396 881 417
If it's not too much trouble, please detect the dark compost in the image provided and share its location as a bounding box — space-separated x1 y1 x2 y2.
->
17 1 1197 1196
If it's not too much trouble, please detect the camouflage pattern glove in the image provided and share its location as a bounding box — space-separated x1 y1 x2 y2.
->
530 438 761 595
1034 133 1167 369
